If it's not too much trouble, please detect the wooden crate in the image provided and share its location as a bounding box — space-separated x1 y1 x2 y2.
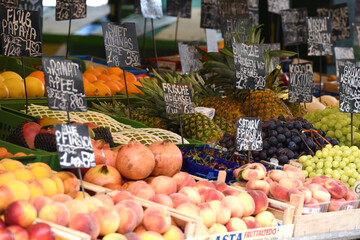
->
35 219 91 240
82 181 203 238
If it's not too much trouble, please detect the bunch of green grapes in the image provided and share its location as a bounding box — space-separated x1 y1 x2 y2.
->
299 144 360 189
304 107 360 147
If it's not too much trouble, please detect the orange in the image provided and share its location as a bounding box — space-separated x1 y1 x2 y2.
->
83 73 97 83
109 74 121 81
84 82 99 96
95 67 108 75
97 74 112 82
84 68 101 77
28 71 45 86
108 67 123 76
105 81 121 95
92 81 111 96
14 152 27 157
83 76 89 83
0 147 8 158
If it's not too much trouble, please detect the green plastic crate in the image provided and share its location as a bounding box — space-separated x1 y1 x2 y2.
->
0 106 34 141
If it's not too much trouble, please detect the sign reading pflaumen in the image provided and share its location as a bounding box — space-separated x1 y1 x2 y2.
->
162 83 195 115
281 8 308 46
166 0 192 18
339 65 360 113
55 124 95 168
0 8 42 57
102 22 140 68
233 43 265 90
200 0 220 29
56 0 86 21
307 17 333 56
42 57 87 112
317 3 349 42
267 0 289 14
236 117 262 151
289 63 313 103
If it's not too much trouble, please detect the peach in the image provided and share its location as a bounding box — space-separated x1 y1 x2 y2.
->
221 196 244 218
226 217 247 232
236 192 255 217
194 180 215 189
247 190 269 215
24 180 45 200
163 225 184 240
129 181 155 200
267 170 287 182
0 170 15 185
269 182 290 201
93 206 120 235
150 194 174 208
143 206 171 234
82 197 104 212
13 169 35 181
122 181 136 190
328 198 346 211
242 216 261 229
311 175 330 186
150 176 177 195
263 177 273 184
324 178 348 199
27 162 51 180
246 180 270 195
51 193 72 203
5 200 36 228
30 196 53 213
103 233 127 240
55 171 80 198
234 163 266 181
289 187 312 204
139 231 164 240
103 183 124 191
113 191 135 204
7 225 29 240
175 203 200 228
0 185 14 212
178 187 201 205
198 202 216 228
50 175 65 194
75 191 91 200
114 204 138 234
124 232 141 240
39 178 57 197
279 178 303 190
208 223 228 234
198 187 224 202
38 202 70 226
283 164 305 182
64 199 89 220
212 181 228 192
209 200 231 225
4 180 30 201
169 193 191 208
134 224 147 235
222 188 241 197
69 213 100 239
344 190 357 201
0 159 24 171
27 222 55 240
307 183 331 202
118 199 144 227
255 211 277 227
0 228 15 240
172 172 195 190
93 194 114 208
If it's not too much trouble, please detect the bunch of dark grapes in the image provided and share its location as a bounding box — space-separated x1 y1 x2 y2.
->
219 133 236 152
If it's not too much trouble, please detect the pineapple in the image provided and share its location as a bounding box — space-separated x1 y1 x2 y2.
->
213 115 236 134
183 112 223 143
132 108 167 129
286 102 308 117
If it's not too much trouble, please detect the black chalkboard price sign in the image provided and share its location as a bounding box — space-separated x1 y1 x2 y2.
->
178 41 202 74
42 57 87 112
233 43 266 90
140 0 163 19
0 0 18 8
162 83 195 115
306 17 333 56
267 0 289 14
0 8 42 57
236 117 262 151
317 3 350 42
102 22 140 68
19 0 43 29
336 59 356 88
217 0 249 20
166 0 192 18
339 65 360 114
221 18 251 46
54 124 95 169
200 0 220 29
288 63 313 103
56 0 86 21
280 8 308 46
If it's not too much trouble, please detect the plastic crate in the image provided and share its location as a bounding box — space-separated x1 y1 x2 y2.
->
329 199 360 211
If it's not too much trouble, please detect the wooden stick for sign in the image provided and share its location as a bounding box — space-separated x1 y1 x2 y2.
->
179 115 184 146
77 168 86 198
174 12 180 51
67 111 71 124
248 89 251 117
21 57 29 114
351 112 354 146
319 56 322 102
122 66 132 119
299 103 301 117
296 45 300 64
151 18 160 71
65 8 72 59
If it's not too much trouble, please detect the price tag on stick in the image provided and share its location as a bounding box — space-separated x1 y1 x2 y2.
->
334 47 355 84
306 17 333 57
289 63 314 103
0 0 18 8
280 8 308 46
267 0 289 14
140 0 163 19
56 0 86 21
162 83 195 115
166 0 192 18
316 3 350 42
178 42 203 74
354 181 360 198
236 117 263 152
217 0 249 20
200 0 220 29
42 57 87 113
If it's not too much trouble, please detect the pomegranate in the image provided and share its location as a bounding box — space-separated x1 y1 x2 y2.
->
148 140 182 177
103 143 116 167
116 140 155 180
83 164 122 186
91 139 106 165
